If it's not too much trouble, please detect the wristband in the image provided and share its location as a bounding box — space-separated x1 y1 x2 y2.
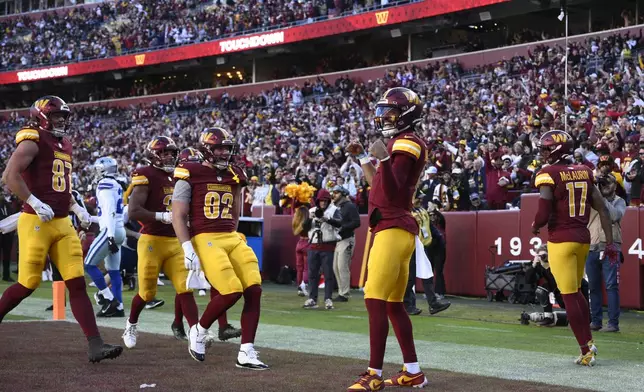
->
181 241 195 254
359 156 371 165
26 194 41 209
70 203 84 215
155 212 165 222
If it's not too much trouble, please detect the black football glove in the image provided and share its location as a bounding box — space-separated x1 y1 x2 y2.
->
108 237 119 254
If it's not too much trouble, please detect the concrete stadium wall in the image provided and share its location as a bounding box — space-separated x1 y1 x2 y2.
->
255 194 644 310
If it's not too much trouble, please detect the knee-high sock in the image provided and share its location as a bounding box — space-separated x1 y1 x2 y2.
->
387 301 418 363
574 290 593 344
177 292 199 327
107 270 122 304
200 292 241 330
241 285 261 344
562 292 591 354
174 293 183 325
85 265 107 291
65 277 100 338
211 288 229 328
365 298 389 370
0 283 34 323
128 294 147 324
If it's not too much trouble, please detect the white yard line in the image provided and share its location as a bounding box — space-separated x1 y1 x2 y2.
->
7 297 643 392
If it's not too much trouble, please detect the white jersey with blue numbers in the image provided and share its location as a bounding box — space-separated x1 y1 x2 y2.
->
96 177 125 237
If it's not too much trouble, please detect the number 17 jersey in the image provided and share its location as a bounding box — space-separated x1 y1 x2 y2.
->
534 164 595 244
173 163 246 237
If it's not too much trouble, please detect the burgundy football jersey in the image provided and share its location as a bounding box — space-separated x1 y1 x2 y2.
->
130 165 176 237
174 163 246 236
16 127 73 218
534 164 595 243
368 132 428 235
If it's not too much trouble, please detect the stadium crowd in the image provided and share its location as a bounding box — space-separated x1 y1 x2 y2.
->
0 0 410 71
2 30 644 214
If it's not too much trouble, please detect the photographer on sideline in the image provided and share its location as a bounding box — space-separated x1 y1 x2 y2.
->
586 173 625 332
303 189 341 310
326 185 361 302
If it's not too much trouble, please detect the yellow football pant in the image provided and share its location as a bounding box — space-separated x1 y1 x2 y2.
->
364 227 415 302
137 234 191 301
546 241 590 294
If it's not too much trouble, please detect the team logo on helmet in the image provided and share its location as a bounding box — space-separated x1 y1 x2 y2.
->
145 136 178 173
199 127 237 170
29 95 71 138
374 87 423 137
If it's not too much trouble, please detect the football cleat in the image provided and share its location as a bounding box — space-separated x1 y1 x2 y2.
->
171 321 188 341
303 299 318 309
236 347 269 370
574 341 598 366
94 291 107 307
97 299 124 318
145 298 165 309
348 370 385 391
384 367 429 388
219 323 242 342
188 325 207 362
88 339 123 363
122 320 138 349
325 299 334 310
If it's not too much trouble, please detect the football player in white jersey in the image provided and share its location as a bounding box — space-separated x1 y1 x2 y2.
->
84 157 126 317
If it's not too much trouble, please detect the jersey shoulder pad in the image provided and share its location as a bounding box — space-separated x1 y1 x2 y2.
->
174 163 192 181
391 134 424 160
534 166 555 187
131 167 151 186
15 127 40 145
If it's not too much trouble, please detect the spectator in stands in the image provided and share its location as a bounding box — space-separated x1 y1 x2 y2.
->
586 174 625 332
427 206 447 299
484 151 512 210
624 146 644 206
469 193 487 211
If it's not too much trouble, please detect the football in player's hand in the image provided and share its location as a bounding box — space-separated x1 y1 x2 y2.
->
345 141 365 156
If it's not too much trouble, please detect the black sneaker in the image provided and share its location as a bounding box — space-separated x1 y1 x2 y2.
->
334 295 349 302
145 298 165 309
97 299 124 318
406 307 422 316
93 291 108 307
218 323 242 341
171 321 188 341
429 299 451 315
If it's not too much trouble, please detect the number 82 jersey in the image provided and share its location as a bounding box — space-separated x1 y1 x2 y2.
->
173 162 246 237
15 127 73 217
534 164 595 244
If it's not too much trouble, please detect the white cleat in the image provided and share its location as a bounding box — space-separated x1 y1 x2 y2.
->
188 325 207 362
122 320 138 349
325 299 334 310
236 348 269 370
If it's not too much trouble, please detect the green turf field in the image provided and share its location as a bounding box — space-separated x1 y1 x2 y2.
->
1 276 643 363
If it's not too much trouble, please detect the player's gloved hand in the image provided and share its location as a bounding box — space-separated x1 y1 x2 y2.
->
181 241 201 272
26 194 55 222
70 202 91 228
155 211 172 224
605 242 620 265
108 237 119 254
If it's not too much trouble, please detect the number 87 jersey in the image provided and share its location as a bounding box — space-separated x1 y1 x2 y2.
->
534 163 595 244
173 162 246 236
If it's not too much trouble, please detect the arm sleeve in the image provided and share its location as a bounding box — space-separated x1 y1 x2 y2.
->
379 154 416 200
97 185 117 238
604 197 626 223
344 203 361 231
172 180 192 203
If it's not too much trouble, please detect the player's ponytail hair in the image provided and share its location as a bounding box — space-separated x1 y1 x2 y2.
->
292 205 311 236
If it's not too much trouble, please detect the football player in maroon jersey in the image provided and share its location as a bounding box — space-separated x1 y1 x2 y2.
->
532 130 618 367
172 128 267 369
170 147 242 344
0 96 123 362
345 88 429 391
121 137 200 350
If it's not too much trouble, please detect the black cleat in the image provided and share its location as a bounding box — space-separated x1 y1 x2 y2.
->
429 299 451 315
145 298 165 309
171 321 188 341
88 342 123 363
97 299 124 318
406 307 422 316
94 291 108 307
218 324 242 342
